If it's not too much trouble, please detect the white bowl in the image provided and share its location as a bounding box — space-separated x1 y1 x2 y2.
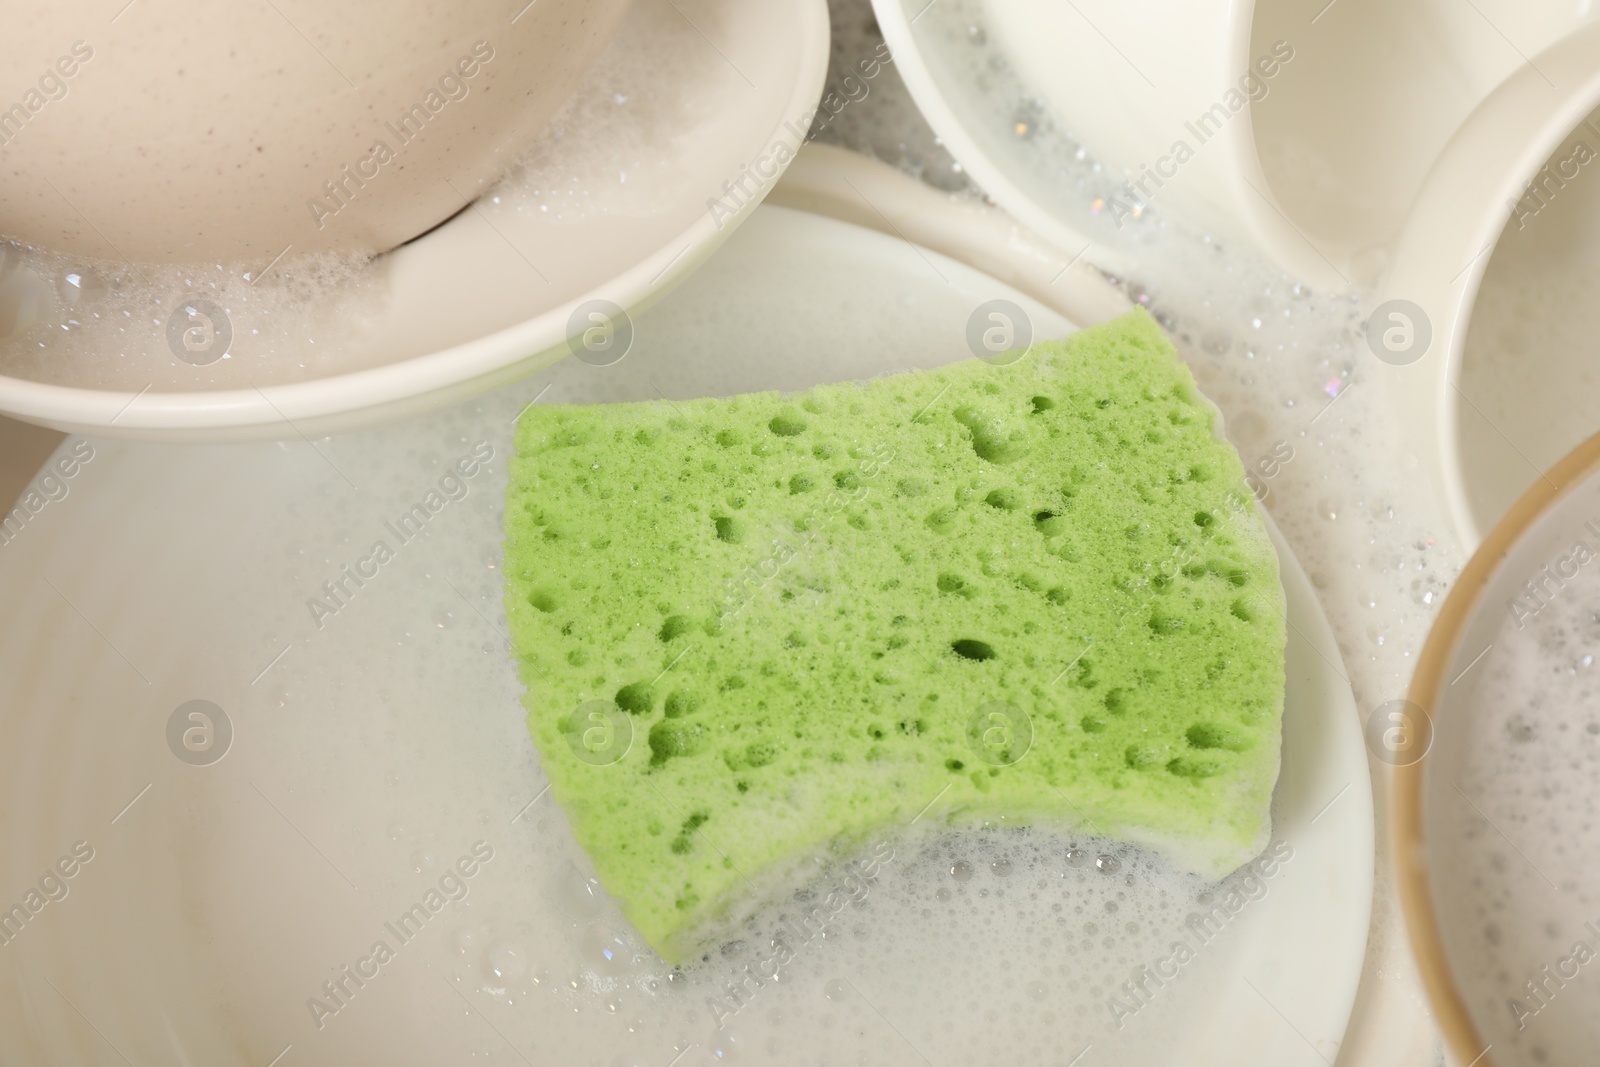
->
0 0 630 263
0 0 829 442
1397 429 1600 1067
1378 20 1600 548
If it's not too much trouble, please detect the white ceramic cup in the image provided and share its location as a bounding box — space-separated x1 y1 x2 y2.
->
981 0 1593 289
0 0 630 264
1376 20 1600 549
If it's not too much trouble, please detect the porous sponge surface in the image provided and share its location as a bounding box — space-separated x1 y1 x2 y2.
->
504 309 1284 961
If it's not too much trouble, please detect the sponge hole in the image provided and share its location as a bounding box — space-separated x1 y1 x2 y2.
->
1148 612 1185 635
1186 721 1253 751
528 587 560 613
896 477 928 497
769 412 807 436
615 682 656 714
658 615 693 642
984 488 1020 510
1034 511 1067 536
951 638 996 661
664 690 698 718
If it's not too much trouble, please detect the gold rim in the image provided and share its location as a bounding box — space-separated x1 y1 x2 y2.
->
1396 429 1600 1067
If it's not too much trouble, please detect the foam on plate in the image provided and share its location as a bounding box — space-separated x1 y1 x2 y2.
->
503 311 1285 960
1426 477 1600 1066
209 374 1297 1065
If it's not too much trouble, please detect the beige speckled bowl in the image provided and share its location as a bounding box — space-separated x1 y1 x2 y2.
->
1396 428 1600 1067
0 0 629 264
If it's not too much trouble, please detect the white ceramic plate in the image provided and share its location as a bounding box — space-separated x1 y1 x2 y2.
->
0 0 828 443
0 192 1370 1064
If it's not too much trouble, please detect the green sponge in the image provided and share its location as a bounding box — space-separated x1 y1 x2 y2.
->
504 309 1284 961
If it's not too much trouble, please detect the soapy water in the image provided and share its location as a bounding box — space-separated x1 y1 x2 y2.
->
0 242 385 390
1425 478 1600 1067
493 0 712 226
179 371 1299 1067
1 186 1342 1064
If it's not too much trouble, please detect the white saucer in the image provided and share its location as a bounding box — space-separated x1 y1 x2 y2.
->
0 166 1370 1065
0 0 829 442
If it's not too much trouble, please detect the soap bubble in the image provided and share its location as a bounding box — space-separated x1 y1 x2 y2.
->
556 865 605 918
482 940 529 984
581 922 632 974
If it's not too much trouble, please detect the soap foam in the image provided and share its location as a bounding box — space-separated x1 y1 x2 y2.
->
0 240 384 390
493 0 711 225
503 312 1286 960
211 371 1295 1064
1426 480 1600 1066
